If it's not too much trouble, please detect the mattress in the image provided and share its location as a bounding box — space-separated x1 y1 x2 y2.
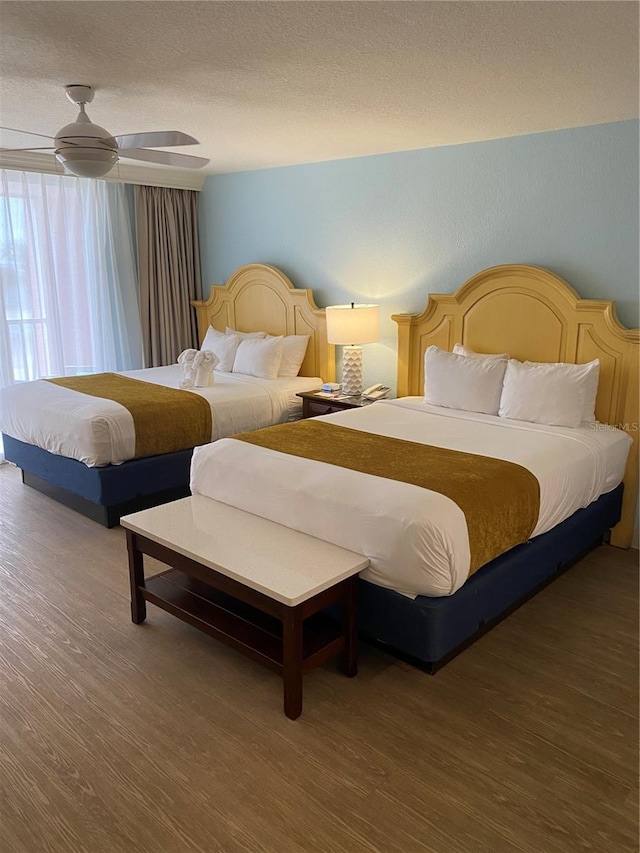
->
0 366 321 467
190 398 631 598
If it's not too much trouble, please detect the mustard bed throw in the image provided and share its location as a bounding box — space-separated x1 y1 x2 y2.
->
234 419 540 575
47 373 212 459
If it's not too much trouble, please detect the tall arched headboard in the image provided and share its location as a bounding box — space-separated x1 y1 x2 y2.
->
191 263 334 381
392 264 639 548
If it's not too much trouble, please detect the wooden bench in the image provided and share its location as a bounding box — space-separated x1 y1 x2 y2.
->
121 496 369 719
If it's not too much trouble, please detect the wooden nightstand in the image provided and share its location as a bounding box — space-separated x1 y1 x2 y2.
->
297 391 378 418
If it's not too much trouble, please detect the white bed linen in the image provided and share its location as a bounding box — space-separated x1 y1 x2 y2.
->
190 398 631 598
0 366 321 467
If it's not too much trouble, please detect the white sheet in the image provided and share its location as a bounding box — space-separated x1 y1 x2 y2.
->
0 366 321 467
190 398 631 598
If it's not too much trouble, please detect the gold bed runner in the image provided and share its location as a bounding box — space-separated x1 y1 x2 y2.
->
234 420 540 575
46 373 212 459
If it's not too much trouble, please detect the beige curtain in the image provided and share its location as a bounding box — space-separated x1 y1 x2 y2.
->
134 185 202 367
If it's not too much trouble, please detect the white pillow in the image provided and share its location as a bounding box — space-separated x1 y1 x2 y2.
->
227 328 309 377
278 335 310 377
225 327 267 340
499 359 599 428
201 326 241 372
523 358 599 423
453 343 509 360
424 345 508 415
233 335 284 379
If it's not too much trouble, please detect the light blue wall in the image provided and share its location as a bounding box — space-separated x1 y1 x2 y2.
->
199 120 639 391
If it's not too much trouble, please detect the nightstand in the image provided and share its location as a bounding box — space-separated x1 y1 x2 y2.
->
297 390 378 419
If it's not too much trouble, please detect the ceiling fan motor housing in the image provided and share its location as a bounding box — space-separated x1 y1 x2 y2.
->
54 107 118 177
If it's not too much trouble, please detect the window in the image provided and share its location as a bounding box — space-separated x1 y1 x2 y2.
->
0 169 143 457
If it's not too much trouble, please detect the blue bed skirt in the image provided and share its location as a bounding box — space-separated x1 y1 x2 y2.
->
353 483 624 669
3 434 193 526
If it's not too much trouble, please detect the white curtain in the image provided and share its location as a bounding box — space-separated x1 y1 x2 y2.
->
0 170 143 461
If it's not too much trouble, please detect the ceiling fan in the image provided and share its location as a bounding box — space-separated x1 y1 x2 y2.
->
0 84 210 178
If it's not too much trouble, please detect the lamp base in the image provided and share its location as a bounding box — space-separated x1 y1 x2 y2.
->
341 346 363 396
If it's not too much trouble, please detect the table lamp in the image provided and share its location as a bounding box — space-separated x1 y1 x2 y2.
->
325 303 380 396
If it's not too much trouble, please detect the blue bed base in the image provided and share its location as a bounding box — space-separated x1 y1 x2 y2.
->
3 434 192 527
352 483 624 670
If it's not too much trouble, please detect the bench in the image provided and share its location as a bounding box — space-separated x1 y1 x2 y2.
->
121 496 369 719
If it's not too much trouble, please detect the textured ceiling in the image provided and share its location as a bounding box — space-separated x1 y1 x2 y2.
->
0 1 638 180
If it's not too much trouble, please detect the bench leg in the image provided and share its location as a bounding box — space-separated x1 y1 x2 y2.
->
126 531 147 624
282 607 303 720
342 577 358 678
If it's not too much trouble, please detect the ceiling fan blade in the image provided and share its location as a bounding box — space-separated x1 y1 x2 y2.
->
0 126 55 141
115 131 198 150
119 148 209 169
0 146 55 152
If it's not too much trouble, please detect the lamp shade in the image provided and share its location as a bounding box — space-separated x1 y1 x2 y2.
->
325 303 380 345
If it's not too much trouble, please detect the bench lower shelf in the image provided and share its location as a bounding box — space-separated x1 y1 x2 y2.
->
144 570 346 674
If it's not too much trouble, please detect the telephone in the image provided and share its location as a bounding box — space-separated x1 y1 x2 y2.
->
362 383 390 400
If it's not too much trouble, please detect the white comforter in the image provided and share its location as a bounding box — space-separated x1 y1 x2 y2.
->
0 366 322 467
190 398 631 598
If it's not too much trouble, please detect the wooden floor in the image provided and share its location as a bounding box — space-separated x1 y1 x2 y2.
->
0 463 638 853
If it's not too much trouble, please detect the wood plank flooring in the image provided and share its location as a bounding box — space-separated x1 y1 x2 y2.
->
0 463 637 853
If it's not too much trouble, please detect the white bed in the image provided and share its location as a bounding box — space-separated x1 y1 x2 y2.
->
1 262 335 526
190 399 632 598
0 367 322 467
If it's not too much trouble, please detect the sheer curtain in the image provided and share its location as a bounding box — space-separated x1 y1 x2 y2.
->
0 170 143 460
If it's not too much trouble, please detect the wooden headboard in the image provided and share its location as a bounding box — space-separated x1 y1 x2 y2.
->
392 264 639 548
191 263 334 381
